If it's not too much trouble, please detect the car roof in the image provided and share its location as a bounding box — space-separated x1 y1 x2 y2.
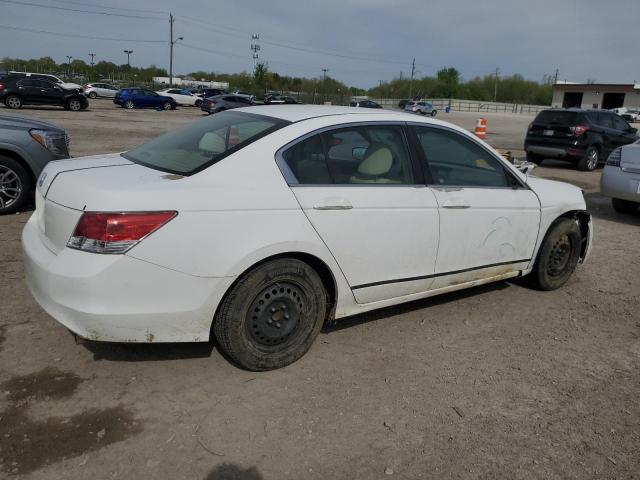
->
234 105 414 122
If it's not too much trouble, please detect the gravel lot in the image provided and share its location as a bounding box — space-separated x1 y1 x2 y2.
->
1 101 638 480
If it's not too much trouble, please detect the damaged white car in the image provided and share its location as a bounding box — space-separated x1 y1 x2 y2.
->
23 106 593 370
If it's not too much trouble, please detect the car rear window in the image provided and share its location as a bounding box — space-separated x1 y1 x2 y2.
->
534 111 582 125
122 111 289 175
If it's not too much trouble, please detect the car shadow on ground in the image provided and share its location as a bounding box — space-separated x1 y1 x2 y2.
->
323 281 512 333
81 282 515 363
203 463 264 480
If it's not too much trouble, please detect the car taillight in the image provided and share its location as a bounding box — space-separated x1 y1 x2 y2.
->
606 148 622 167
67 211 177 254
0 83 4 92
569 124 589 136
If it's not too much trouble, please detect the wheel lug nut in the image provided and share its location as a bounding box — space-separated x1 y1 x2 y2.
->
284 314 290 320
270 307 276 313
275 322 281 328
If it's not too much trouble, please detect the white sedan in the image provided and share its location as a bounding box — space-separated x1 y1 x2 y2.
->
23 106 593 371
156 88 202 107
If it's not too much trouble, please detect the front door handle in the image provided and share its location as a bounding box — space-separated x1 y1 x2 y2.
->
441 197 470 209
313 197 353 210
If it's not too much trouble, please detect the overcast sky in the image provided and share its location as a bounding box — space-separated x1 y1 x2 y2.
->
1 0 638 87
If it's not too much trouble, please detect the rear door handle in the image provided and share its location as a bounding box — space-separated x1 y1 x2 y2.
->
313 197 353 210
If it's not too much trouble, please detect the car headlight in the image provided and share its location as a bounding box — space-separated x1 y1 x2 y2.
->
606 147 622 167
29 129 69 156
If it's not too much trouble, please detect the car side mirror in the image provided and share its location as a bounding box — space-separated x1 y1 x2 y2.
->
628 127 638 134
352 147 366 161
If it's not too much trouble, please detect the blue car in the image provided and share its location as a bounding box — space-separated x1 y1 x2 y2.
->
113 88 177 110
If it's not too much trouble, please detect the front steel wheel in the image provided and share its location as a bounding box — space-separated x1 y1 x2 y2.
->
529 218 582 290
214 259 327 371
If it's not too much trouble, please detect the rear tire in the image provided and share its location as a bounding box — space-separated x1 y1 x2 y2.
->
577 146 599 171
612 198 639 214
87 92 97 99
431 110 437 117
213 258 327 371
0 155 31 215
528 218 582 290
195 99 202 108
4 95 22 109
526 152 544 165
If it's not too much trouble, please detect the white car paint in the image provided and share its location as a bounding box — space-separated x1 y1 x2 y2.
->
22 106 592 344
156 88 201 106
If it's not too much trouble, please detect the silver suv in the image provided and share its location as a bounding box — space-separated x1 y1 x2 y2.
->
0 114 69 214
404 101 437 117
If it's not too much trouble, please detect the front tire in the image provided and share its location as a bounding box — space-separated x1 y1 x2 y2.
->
214 259 327 371
124 100 135 109
529 218 582 290
4 95 22 109
162 102 172 110
577 146 599 171
66 98 82 112
431 110 437 117
0 155 31 215
612 198 639 214
195 99 202 108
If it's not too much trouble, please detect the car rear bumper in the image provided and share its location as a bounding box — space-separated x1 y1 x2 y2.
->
525 144 585 158
600 165 640 202
22 213 233 343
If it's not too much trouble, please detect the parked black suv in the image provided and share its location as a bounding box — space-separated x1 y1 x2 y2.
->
0 74 88 111
524 108 639 171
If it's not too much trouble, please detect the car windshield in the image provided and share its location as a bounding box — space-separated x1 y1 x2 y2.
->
122 111 289 175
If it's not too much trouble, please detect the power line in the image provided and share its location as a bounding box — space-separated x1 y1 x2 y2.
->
0 0 164 19
49 0 167 14
0 24 166 43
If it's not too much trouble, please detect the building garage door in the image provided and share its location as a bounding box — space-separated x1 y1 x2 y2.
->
562 92 583 108
602 93 625 110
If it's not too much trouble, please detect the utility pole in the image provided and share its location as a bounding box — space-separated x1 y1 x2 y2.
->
169 13 183 87
553 68 559 84
321 69 328 103
409 58 416 99
493 67 500 102
66 56 72 79
399 71 403 81
123 50 133 67
88 53 95 67
251 34 260 68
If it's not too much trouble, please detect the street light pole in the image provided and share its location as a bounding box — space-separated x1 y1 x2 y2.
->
123 50 133 68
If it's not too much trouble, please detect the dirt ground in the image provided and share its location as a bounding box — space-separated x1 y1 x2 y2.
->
0 101 638 480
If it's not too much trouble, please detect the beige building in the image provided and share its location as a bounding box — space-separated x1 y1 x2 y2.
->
552 82 640 110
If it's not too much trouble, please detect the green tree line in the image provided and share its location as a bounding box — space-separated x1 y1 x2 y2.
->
1 57 552 105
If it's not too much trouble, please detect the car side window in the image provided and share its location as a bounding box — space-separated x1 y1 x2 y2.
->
18 79 35 87
415 127 508 188
612 115 630 131
282 125 415 185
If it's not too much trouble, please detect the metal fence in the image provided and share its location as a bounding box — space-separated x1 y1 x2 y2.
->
370 98 548 115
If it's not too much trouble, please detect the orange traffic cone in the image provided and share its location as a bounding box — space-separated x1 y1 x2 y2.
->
474 118 487 139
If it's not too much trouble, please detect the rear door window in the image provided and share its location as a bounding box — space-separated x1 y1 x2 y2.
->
281 125 415 185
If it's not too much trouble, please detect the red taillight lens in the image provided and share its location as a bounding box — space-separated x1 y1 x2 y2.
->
67 211 177 254
569 124 589 136
0 83 4 92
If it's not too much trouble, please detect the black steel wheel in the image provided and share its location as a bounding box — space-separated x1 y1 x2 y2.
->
529 217 582 290
214 258 327 371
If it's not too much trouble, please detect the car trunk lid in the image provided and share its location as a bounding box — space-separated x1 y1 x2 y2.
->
36 153 182 254
528 111 584 139
621 142 640 173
